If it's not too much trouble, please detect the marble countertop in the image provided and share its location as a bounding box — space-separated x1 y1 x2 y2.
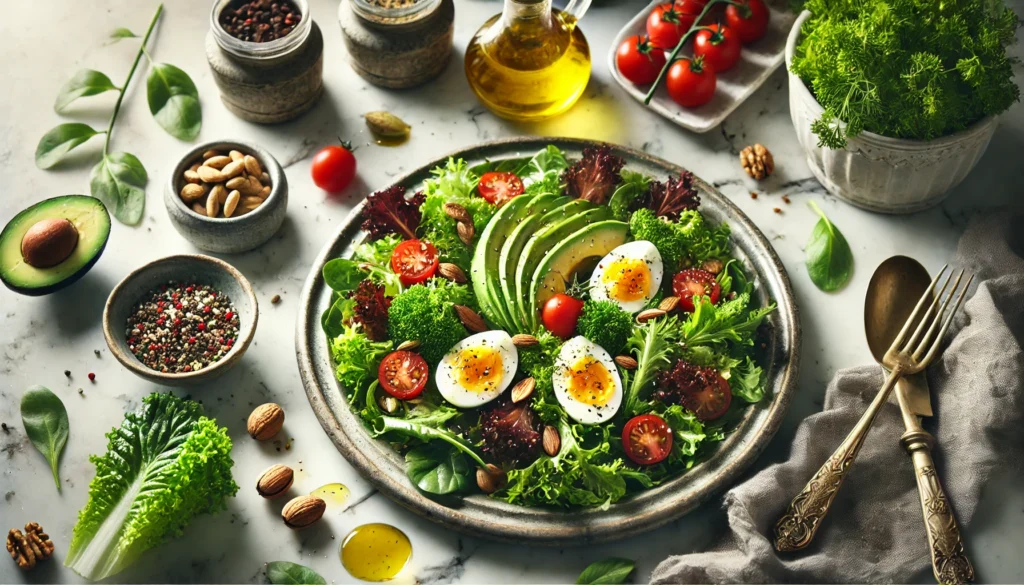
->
2 0 1023 583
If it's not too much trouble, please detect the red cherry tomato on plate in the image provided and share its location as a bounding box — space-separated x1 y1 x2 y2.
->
378 350 429 400
646 3 694 50
478 171 524 206
672 268 722 311
622 414 674 465
390 239 439 286
616 34 668 85
311 144 357 193
542 293 584 339
726 0 770 43
694 24 742 73
680 372 732 420
666 58 717 108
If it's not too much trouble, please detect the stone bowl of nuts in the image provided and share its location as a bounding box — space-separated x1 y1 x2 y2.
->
102 254 259 386
164 139 288 253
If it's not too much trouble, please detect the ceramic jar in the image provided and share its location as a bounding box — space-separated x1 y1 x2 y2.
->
338 0 454 89
206 0 324 124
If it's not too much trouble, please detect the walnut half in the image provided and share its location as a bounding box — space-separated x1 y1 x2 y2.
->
740 144 775 180
7 522 54 571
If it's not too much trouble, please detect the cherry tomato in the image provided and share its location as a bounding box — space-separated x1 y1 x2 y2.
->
311 144 357 193
616 35 668 85
378 350 429 400
676 0 709 8
622 414 674 465
478 171 524 206
726 0 769 43
672 268 722 311
390 239 439 286
694 24 742 73
542 293 585 339
680 372 732 420
666 58 717 108
646 3 694 50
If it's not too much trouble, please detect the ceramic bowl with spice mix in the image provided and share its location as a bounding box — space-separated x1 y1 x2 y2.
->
103 254 258 386
165 139 288 254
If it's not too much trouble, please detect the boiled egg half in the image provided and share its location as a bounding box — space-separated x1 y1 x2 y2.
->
588 240 664 314
436 331 518 408
553 336 623 424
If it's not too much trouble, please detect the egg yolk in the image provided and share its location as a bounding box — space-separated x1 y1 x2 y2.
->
602 257 652 301
566 356 616 406
451 346 503 393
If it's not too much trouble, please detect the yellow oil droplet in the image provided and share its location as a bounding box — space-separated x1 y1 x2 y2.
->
372 133 409 147
311 483 350 508
340 523 412 582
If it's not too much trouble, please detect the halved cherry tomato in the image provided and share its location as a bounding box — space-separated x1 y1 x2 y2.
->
672 268 722 311
666 57 717 108
378 350 429 400
680 372 732 420
478 171 524 206
542 293 584 339
646 3 694 50
622 414 674 465
616 34 668 85
726 0 769 43
390 239 439 286
694 24 742 73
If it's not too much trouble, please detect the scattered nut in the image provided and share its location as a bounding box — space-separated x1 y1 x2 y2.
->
396 340 421 352
378 393 399 414
6 522 54 571
256 464 294 499
247 403 285 441
271 294 281 304
456 221 475 246
512 334 539 348
364 111 412 138
442 202 471 223
658 296 680 312
701 258 724 275
453 304 487 333
614 355 638 370
437 262 468 284
511 377 535 403
740 143 774 180
281 495 326 529
475 464 507 494
542 426 561 456
637 308 667 323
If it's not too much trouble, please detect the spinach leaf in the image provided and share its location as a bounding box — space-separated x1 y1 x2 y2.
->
55 70 119 113
146 63 202 141
321 294 354 339
265 561 326 585
20 386 69 492
805 201 853 292
576 557 636 584
608 170 652 221
374 413 487 468
90 151 148 225
35 123 101 169
405 443 472 495
322 259 366 294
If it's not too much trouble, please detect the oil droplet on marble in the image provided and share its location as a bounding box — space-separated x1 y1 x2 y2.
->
340 523 412 582
311 483 350 508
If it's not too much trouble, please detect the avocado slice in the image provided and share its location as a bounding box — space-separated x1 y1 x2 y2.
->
0 195 110 296
470 194 538 330
497 194 568 332
528 220 629 330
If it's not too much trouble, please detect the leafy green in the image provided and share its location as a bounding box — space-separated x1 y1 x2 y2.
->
608 170 652 221
518 329 564 424
621 315 682 417
330 324 393 402
266 561 326 585
351 235 403 295
628 208 730 271
804 201 853 292
729 356 765 403
109 27 138 41
522 145 569 195
681 293 774 349
90 152 148 225
35 123 102 169
387 278 474 364
65 393 237 581
577 557 636 584
322 259 366 294
418 158 494 268
55 70 119 113
405 443 473 495
147 63 202 140
20 386 69 492
791 0 1020 148
374 410 487 468
576 300 634 355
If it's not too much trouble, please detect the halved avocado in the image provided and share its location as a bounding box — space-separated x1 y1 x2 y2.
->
0 196 110 296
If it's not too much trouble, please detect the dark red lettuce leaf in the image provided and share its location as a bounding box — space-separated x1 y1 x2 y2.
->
480 398 542 467
360 186 426 240
646 172 700 221
350 279 391 341
562 145 626 205
653 359 717 405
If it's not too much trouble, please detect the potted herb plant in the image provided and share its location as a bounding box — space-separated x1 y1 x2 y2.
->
784 0 1019 213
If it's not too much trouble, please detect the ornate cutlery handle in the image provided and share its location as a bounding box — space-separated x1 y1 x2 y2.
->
901 429 974 585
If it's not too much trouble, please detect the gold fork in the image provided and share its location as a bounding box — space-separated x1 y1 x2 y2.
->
773 266 973 553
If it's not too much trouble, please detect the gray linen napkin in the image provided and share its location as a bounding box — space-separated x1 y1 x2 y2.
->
652 213 1024 584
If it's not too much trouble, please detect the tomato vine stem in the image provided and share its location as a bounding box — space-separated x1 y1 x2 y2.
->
643 0 726 105
103 3 164 155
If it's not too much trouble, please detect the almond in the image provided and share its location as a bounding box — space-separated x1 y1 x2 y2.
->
224 190 241 218
511 334 539 348
475 464 507 494
281 495 326 529
614 355 638 370
442 202 470 223
206 191 221 218
192 202 207 215
229 149 244 161
246 175 264 196
637 308 666 323
244 154 263 177
511 377 535 403
184 169 202 184
658 296 680 312
257 186 271 200
396 340 421 352
247 403 285 441
701 258 724 275
204 155 232 169
256 464 294 499
438 262 468 284
378 393 399 414
222 160 245 179
180 183 207 203
201 149 222 159
225 176 248 191
197 165 225 183
453 304 486 333
542 426 561 457
210 184 228 205
456 221 474 246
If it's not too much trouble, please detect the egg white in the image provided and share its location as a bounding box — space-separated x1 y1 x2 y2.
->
553 336 623 425
588 240 664 313
436 331 518 408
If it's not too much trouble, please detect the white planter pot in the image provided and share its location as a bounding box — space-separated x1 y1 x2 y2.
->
784 11 998 214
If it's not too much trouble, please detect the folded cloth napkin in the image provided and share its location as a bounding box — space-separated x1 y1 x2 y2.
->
652 213 1024 584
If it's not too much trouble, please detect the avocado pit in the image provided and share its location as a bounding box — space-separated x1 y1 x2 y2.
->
21 218 79 268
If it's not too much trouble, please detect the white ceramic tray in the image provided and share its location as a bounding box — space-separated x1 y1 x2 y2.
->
608 0 797 133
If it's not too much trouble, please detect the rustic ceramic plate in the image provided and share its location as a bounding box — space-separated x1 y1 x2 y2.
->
296 137 800 545
608 0 797 133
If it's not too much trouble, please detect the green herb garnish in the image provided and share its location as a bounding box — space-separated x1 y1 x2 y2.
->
804 201 854 292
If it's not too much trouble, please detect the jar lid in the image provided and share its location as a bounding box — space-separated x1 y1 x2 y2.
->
350 0 442 26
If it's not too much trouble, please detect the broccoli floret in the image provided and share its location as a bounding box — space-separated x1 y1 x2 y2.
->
576 300 633 355
629 208 686 269
629 208 732 271
387 278 474 364
517 330 563 424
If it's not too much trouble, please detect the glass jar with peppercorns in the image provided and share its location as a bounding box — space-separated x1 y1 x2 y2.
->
206 0 324 123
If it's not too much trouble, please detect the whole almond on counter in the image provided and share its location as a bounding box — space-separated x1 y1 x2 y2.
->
247 403 285 441
511 377 535 403
281 495 326 529
614 355 638 370
256 464 294 499
438 262 467 284
453 304 486 333
542 426 561 457
475 464 506 494
637 308 666 323
511 334 538 348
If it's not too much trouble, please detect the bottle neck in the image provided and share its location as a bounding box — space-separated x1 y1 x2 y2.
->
502 0 553 28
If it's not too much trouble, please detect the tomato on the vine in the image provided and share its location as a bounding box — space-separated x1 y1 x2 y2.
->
390 239 439 286
311 144 356 193
694 24 742 73
542 293 584 339
478 171 524 206
622 414 674 465
616 35 668 85
680 372 732 420
725 0 770 43
666 57 717 108
378 350 429 400
646 3 694 50
672 268 722 311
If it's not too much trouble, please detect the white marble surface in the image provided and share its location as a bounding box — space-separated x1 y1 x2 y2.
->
2 0 1023 583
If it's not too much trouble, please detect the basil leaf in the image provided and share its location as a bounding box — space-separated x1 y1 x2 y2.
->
35 123 101 169
146 63 201 141
266 561 326 585
54 70 119 113
109 27 137 41
805 201 854 292
406 444 471 495
322 259 366 293
20 386 69 493
576 558 635 585
91 152 148 225
321 295 354 339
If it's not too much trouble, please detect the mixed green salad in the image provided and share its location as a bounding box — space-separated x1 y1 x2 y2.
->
321 144 774 508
